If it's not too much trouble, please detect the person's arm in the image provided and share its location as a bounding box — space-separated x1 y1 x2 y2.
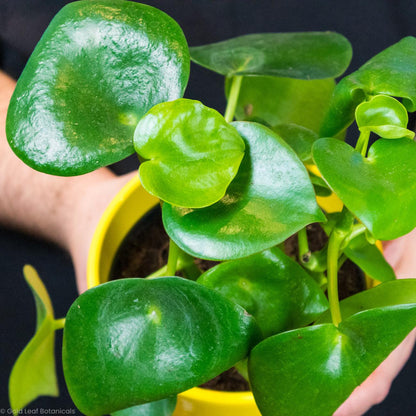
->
0 70 135 292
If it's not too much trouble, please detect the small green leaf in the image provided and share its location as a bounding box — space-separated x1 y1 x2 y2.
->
163 122 325 260
191 32 351 78
344 234 395 282
229 76 336 133
134 99 245 208
356 95 414 139
273 124 319 163
9 266 59 413
198 247 328 338
111 397 177 416
63 277 260 416
317 279 416 323
249 304 416 416
7 0 190 175
321 36 416 137
308 171 332 197
313 137 416 240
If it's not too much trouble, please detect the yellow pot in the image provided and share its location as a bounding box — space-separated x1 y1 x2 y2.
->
87 175 261 416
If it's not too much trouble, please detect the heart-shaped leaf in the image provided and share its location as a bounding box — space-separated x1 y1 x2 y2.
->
198 247 328 338
112 397 177 416
249 304 416 416
190 32 351 78
63 277 260 416
321 36 416 137
6 0 190 175
344 234 395 282
313 137 416 240
228 76 336 133
9 266 59 412
134 99 245 208
317 279 416 323
163 122 325 260
356 95 414 139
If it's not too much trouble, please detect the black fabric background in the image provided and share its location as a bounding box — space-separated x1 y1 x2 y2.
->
1 0 416 414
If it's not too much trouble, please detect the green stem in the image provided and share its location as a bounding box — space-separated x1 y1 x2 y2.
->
355 130 370 157
166 239 180 276
146 264 168 279
53 318 66 330
224 75 243 123
340 223 367 250
298 228 310 263
327 230 344 327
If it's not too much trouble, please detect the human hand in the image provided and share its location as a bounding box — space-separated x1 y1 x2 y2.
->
66 170 137 293
334 228 416 415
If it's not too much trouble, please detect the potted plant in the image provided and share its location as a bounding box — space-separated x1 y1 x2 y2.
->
6 0 416 415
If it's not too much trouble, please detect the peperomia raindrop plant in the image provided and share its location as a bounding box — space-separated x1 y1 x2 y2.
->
6 1 416 415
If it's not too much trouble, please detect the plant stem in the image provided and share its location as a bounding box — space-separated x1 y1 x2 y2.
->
146 264 168 279
355 130 370 157
327 230 344 327
166 239 180 276
298 227 310 263
340 223 367 250
224 75 243 123
53 318 66 330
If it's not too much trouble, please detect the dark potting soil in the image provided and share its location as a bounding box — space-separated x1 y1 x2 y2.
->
110 206 364 392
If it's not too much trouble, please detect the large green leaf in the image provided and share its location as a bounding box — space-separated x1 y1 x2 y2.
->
112 397 177 416
9 266 59 412
63 277 260 416
6 0 190 176
134 99 245 208
249 304 416 416
313 137 416 240
229 76 335 133
344 234 395 282
317 279 416 323
197 247 328 338
163 122 325 260
190 32 351 78
320 36 416 137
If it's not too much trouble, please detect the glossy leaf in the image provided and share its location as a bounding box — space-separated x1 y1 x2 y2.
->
63 277 260 415
249 304 416 416
112 397 177 416
356 95 414 139
9 266 58 412
313 137 416 240
190 32 351 78
321 36 416 137
344 234 395 282
134 99 245 208
197 247 328 338
6 0 190 176
273 124 319 163
317 279 416 323
163 122 325 260
229 76 336 133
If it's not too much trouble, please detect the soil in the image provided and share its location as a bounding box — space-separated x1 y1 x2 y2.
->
110 206 364 392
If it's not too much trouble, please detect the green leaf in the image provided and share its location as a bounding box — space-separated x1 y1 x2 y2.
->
321 36 416 137
134 99 245 208
229 76 336 133
356 95 414 139
190 32 351 78
317 279 416 323
6 0 190 176
344 234 395 282
198 247 328 338
163 122 325 260
313 137 416 240
63 277 260 416
112 397 177 416
273 124 319 163
249 304 416 416
9 266 59 413
308 170 332 197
